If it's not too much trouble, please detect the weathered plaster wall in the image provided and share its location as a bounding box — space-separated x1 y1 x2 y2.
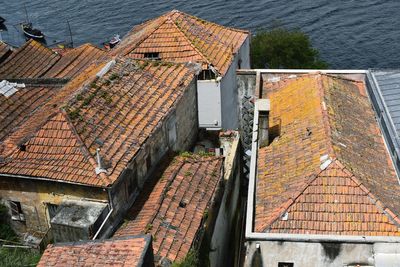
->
244 241 395 267
220 36 251 130
0 177 107 236
208 133 242 267
198 80 222 128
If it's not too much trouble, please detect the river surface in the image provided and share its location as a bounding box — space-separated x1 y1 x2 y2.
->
1 0 400 69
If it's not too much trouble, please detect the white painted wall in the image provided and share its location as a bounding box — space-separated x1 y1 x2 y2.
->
220 36 251 130
198 80 222 128
198 36 250 130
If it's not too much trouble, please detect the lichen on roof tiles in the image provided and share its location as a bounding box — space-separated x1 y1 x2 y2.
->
255 73 400 236
0 58 196 187
115 154 223 263
114 10 248 75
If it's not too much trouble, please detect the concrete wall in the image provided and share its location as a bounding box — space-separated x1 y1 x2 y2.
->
0 177 107 237
244 241 400 267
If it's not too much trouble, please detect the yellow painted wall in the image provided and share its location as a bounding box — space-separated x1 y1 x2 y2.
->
0 176 108 236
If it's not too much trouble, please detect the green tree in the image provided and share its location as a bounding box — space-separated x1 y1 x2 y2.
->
251 27 328 69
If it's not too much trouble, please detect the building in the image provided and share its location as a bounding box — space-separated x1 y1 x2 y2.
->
115 131 242 267
0 39 105 79
0 57 198 245
113 10 250 130
238 70 400 266
37 235 154 267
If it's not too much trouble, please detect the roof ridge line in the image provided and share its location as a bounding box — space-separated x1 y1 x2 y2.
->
317 74 337 157
59 109 111 184
172 9 250 34
169 18 213 69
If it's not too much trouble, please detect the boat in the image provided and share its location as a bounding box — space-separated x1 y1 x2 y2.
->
104 34 121 49
21 23 44 40
0 16 5 24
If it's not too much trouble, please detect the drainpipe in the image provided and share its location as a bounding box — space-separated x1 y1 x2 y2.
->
92 187 114 240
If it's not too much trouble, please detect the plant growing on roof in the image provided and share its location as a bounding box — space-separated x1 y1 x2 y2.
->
251 26 328 69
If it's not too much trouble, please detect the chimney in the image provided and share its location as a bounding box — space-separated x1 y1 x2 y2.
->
256 99 270 148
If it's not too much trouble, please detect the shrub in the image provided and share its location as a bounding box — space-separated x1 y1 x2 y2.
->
251 27 328 69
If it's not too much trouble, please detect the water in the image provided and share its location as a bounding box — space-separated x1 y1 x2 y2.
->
1 0 400 69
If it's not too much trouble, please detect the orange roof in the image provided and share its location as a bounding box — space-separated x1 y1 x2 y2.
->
114 10 248 75
115 154 223 263
0 41 106 80
0 39 60 78
255 74 400 236
0 83 62 142
0 41 12 63
0 59 196 187
37 235 153 267
44 44 106 79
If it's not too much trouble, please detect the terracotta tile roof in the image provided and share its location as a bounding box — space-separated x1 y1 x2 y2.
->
0 59 196 187
37 235 152 267
0 39 60 79
44 44 106 79
255 74 400 236
0 83 61 142
115 154 223 263
0 41 12 63
114 10 248 75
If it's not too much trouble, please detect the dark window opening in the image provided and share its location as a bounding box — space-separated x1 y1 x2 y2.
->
128 168 138 194
278 263 294 267
197 69 216 80
10 201 25 221
146 154 152 172
143 52 160 60
47 203 59 219
238 59 242 69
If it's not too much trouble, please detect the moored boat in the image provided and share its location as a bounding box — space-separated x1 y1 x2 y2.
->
21 23 44 40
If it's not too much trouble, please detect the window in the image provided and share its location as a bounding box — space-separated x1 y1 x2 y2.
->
278 263 294 267
47 203 59 220
10 201 25 221
143 52 160 59
197 69 216 80
146 154 152 172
